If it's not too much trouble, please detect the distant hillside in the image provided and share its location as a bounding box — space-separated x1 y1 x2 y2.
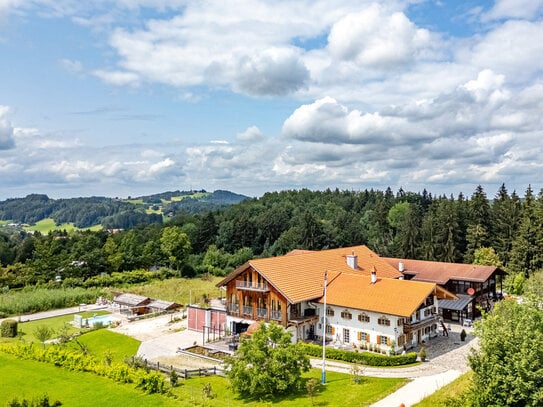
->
0 190 249 230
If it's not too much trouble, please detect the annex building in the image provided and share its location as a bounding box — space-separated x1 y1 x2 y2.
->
217 245 456 352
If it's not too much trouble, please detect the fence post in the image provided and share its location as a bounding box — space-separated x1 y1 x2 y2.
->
157 361 160 370
184 369 187 378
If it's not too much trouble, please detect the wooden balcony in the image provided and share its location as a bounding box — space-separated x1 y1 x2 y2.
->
235 280 269 292
403 315 439 334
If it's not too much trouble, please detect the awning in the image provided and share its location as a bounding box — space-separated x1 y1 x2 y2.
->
438 294 474 311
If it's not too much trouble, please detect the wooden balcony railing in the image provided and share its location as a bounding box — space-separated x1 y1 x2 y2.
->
235 280 269 292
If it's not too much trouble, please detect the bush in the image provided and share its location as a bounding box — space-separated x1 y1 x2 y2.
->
7 394 62 406
460 329 467 341
1 319 18 338
300 343 417 366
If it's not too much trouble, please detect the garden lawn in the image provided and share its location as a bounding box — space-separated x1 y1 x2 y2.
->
66 329 140 364
171 369 407 406
1 310 110 344
0 353 178 407
414 371 472 406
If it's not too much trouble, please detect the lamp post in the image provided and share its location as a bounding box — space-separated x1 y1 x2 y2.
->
321 271 328 385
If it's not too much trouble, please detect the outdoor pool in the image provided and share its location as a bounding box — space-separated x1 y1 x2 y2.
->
79 314 121 328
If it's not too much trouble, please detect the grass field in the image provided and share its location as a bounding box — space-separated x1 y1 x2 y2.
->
0 350 406 407
414 371 472 406
0 353 178 407
128 276 224 305
24 218 102 233
0 310 110 344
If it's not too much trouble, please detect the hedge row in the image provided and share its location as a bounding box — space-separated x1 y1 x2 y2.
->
0 343 167 394
301 343 417 366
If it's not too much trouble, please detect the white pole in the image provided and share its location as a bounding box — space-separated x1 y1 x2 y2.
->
321 271 327 385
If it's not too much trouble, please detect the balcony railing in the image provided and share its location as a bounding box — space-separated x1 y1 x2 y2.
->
227 303 239 313
243 305 253 315
235 280 269 292
257 307 268 318
270 310 282 321
403 315 439 333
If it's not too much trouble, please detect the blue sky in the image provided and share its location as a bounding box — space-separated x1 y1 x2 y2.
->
1 0 543 199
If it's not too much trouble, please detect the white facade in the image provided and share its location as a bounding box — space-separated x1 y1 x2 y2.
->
309 297 439 353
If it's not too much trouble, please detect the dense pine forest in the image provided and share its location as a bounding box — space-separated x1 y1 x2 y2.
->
0 184 541 293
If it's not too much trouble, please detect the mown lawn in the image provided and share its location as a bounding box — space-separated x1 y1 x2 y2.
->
0 353 179 407
414 371 472 406
0 351 406 407
1 310 110 344
66 329 140 364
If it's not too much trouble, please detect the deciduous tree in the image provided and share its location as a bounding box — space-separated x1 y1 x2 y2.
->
226 322 310 399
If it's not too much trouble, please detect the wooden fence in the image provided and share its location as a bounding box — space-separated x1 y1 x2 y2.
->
141 358 225 379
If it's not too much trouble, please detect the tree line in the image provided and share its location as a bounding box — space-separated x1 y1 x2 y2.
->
0 184 541 291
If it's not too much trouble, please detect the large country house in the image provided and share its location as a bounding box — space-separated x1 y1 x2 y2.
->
383 257 504 323
217 246 456 352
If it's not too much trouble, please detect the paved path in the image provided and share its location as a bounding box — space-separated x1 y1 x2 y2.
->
0 303 104 324
311 325 477 407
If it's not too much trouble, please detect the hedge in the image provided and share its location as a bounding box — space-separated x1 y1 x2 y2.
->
301 343 417 366
1 319 18 338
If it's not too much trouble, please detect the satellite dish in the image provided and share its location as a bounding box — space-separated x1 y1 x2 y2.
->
467 287 475 295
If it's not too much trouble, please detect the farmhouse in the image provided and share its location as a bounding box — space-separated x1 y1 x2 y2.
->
383 257 505 323
217 245 456 352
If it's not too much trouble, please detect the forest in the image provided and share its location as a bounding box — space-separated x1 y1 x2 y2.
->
0 184 541 293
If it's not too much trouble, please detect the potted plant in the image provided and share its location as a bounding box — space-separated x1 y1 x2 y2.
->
460 329 467 342
419 346 427 362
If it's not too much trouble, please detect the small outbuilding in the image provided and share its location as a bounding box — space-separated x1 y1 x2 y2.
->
113 293 150 316
147 299 182 314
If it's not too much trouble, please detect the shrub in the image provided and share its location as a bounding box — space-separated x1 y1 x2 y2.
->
7 394 62 407
301 343 417 366
419 347 427 361
460 329 467 341
1 319 18 338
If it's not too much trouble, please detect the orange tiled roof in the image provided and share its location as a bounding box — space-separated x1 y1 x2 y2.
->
382 257 502 285
218 245 403 304
322 273 440 317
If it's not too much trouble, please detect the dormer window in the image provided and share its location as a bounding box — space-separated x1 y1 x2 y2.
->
340 310 352 320
378 316 390 326
358 313 370 323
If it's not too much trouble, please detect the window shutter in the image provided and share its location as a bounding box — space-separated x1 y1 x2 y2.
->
357 332 361 341
386 337 390 346
331 327 335 335
377 335 381 344
367 333 370 342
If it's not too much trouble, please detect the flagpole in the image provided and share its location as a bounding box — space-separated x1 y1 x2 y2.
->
321 270 327 385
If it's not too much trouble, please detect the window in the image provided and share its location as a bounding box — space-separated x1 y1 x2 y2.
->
379 335 389 345
397 318 403 326
343 329 350 343
326 308 335 317
378 316 390 326
357 331 369 342
358 313 370 323
326 325 335 335
341 310 352 320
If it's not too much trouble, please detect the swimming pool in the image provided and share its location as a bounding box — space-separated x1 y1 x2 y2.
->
84 314 121 327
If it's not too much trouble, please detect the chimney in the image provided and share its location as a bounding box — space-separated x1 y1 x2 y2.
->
371 266 377 284
398 261 404 272
346 251 358 270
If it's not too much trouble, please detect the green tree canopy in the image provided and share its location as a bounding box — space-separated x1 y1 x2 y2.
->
226 322 310 399
468 299 543 406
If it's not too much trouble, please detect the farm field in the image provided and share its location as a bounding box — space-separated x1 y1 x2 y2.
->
23 218 102 233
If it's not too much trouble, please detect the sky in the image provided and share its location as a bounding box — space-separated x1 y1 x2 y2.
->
1 0 543 200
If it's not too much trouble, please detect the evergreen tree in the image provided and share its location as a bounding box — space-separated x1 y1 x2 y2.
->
491 184 521 266
509 186 543 277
